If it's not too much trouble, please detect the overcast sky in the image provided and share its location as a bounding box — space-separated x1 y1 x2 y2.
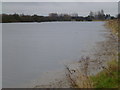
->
1 0 120 2
2 2 118 16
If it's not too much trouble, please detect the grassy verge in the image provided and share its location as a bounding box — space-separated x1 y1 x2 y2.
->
90 19 119 88
90 59 118 88
106 19 120 35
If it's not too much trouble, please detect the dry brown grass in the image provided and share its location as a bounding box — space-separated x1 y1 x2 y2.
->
65 56 93 88
106 19 120 35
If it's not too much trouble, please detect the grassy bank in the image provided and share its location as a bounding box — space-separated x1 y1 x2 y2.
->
91 59 118 88
106 19 120 35
90 19 119 88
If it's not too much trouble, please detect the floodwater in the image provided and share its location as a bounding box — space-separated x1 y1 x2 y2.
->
2 21 107 88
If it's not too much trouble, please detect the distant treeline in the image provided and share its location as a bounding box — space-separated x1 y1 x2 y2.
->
1 14 91 23
1 10 119 23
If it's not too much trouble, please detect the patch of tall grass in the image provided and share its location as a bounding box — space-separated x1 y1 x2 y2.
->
106 19 120 35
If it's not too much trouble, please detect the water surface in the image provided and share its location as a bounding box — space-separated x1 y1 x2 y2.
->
3 21 106 88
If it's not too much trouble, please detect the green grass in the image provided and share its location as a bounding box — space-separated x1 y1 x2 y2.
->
90 60 118 88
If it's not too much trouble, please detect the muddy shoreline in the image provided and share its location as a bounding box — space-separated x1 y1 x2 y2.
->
33 26 118 88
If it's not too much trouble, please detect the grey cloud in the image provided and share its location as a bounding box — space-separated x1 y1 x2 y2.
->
2 2 118 16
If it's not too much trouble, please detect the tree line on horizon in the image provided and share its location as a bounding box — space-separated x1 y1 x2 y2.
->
1 10 119 23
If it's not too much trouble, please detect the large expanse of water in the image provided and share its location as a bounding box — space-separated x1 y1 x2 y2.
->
2 21 107 88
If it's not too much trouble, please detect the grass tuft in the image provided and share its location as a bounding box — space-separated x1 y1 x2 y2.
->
90 60 118 88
